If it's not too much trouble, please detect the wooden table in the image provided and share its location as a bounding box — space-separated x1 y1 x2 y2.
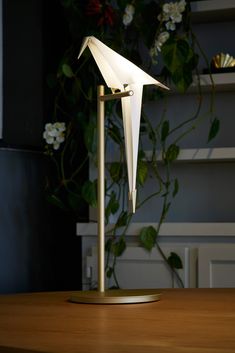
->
0 289 235 353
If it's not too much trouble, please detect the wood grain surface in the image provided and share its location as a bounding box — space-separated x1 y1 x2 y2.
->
0 288 235 353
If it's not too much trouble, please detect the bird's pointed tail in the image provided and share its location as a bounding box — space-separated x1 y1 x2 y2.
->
129 189 137 213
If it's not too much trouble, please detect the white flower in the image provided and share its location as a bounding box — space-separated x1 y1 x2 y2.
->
170 12 182 23
53 142 60 150
166 20 176 30
43 122 66 150
150 31 169 63
163 3 173 14
158 12 171 22
125 4 135 16
160 31 170 42
45 123 57 137
152 0 186 63
158 31 170 45
43 131 54 145
161 1 186 27
45 123 52 130
54 122 66 132
123 4 135 26
123 13 133 26
149 46 159 64
178 0 186 13
150 45 157 57
56 134 65 143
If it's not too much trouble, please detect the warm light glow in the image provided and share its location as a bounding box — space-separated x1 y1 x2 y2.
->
78 36 168 212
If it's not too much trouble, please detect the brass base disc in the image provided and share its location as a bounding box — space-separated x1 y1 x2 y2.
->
69 289 161 304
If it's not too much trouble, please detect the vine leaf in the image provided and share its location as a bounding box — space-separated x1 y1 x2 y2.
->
116 211 129 227
208 118 220 142
81 180 97 208
171 66 193 93
105 238 113 252
137 159 148 186
105 191 119 223
47 194 67 211
112 238 126 257
165 144 180 162
162 37 197 92
172 178 179 198
167 252 183 269
62 64 74 78
162 38 190 72
139 226 157 252
161 120 170 142
109 163 123 183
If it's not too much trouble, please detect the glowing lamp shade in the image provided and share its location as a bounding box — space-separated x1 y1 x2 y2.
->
78 36 168 212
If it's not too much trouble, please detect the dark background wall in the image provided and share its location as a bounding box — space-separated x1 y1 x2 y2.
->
0 0 83 293
3 0 43 147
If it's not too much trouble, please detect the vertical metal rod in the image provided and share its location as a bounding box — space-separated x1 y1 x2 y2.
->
97 85 105 293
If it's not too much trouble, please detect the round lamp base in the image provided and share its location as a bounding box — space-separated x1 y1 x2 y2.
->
69 289 161 304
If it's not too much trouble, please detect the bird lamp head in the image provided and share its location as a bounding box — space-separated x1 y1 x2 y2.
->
78 36 168 213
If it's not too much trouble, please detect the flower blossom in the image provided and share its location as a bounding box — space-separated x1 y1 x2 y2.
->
43 122 66 150
165 21 176 31
156 31 170 51
123 4 135 26
162 0 186 31
150 0 186 63
150 31 170 64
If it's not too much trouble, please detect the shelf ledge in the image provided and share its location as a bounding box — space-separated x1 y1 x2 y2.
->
106 147 235 164
145 147 235 163
190 72 235 92
77 222 235 237
191 0 235 23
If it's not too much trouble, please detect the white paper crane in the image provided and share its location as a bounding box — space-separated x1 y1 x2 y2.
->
78 36 168 213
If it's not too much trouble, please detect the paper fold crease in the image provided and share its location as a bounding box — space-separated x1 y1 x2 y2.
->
78 36 168 213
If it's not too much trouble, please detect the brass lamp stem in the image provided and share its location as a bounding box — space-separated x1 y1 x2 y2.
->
97 85 105 293
69 85 160 304
97 85 134 293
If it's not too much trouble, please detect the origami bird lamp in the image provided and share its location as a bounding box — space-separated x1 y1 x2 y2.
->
70 36 168 304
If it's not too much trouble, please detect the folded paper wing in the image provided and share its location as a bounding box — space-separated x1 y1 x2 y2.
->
78 36 168 213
